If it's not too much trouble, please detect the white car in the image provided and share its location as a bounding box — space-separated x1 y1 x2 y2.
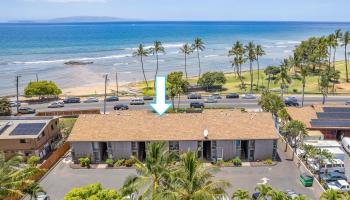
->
204 96 218 103
9 101 21 107
242 94 257 99
327 180 350 192
36 193 50 200
83 97 99 103
130 98 145 105
48 101 64 108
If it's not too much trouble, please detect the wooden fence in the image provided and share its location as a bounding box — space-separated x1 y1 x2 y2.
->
36 109 100 116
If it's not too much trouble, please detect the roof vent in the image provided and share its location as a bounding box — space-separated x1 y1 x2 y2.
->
203 128 208 139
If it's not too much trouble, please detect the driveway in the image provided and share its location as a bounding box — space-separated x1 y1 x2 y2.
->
36 150 317 200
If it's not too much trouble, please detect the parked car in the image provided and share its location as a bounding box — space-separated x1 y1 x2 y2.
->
242 94 257 99
326 180 350 192
18 107 36 114
130 98 145 105
204 96 218 103
36 194 50 200
63 97 80 104
187 93 202 99
320 172 348 183
84 97 99 103
342 137 350 154
346 100 350 105
143 96 154 101
48 101 64 108
252 192 271 200
211 93 222 99
9 101 21 107
190 102 204 108
226 93 239 99
106 96 119 102
284 190 299 199
114 104 129 110
308 158 345 174
284 96 299 106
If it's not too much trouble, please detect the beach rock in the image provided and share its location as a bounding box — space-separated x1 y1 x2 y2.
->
64 61 93 66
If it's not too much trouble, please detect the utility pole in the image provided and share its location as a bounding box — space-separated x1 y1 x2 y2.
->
36 73 39 82
115 71 119 97
15 75 21 115
103 74 108 114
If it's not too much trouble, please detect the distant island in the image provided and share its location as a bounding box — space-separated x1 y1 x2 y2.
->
6 16 137 23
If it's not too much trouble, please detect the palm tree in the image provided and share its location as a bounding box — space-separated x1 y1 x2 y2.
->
231 189 251 200
267 190 289 200
121 142 177 199
192 37 205 78
332 29 342 68
285 120 308 160
300 66 309 107
320 70 330 105
180 43 193 80
275 59 291 99
228 41 246 89
23 182 46 200
294 195 308 200
254 184 272 199
320 189 344 200
341 31 350 82
245 42 256 93
0 153 41 199
327 34 336 68
150 41 165 89
255 45 265 89
133 44 150 89
160 151 230 200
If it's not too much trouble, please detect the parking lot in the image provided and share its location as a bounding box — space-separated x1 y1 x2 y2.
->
32 149 317 200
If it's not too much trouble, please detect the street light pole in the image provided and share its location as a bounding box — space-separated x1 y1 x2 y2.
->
15 75 21 115
116 71 119 97
103 74 108 114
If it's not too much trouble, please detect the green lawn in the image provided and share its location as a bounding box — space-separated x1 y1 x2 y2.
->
136 61 350 95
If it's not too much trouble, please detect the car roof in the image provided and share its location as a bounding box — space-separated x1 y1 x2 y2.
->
338 180 349 185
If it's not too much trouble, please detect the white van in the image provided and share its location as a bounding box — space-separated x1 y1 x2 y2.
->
308 158 345 174
341 137 350 154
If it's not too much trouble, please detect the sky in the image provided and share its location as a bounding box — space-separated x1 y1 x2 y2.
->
1 0 350 22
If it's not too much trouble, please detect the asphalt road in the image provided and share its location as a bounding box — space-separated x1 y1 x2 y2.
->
13 95 350 114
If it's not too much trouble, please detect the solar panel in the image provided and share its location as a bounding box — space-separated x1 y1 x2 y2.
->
10 123 46 136
311 119 350 127
323 107 350 113
317 112 350 119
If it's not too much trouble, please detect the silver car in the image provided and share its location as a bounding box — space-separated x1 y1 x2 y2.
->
83 97 99 103
204 96 218 103
48 101 64 108
242 94 257 99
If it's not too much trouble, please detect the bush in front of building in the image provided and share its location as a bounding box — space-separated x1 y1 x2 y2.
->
114 159 125 167
264 159 273 165
79 157 90 168
105 158 114 167
27 156 40 167
124 158 135 167
232 157 242 166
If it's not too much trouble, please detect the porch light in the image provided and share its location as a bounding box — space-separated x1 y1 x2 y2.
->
203 128 208 139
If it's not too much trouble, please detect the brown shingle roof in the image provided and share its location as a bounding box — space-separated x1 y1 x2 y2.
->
286 106 317 128
68 110 278 142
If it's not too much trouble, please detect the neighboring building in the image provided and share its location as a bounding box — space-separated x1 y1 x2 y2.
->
0 116 61 159
68 110 279 163
287 105 350 140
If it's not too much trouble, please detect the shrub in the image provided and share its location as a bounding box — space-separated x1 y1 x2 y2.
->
114 159 125 167
124 158 135 167
264 159 273 165
215 160 225 166
27 156 40 166
292 89 298 93
79 157 90 168
232 157 242 166
106 158 114 167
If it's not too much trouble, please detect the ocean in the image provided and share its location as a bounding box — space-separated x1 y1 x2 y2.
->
1 21 350 96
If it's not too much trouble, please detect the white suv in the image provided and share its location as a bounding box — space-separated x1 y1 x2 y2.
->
327 180 350 192
130 98 145 105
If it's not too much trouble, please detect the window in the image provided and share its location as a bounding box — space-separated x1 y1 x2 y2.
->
24 151 31 157
169 141 179 152
20 139 28 144
249 140 255 149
